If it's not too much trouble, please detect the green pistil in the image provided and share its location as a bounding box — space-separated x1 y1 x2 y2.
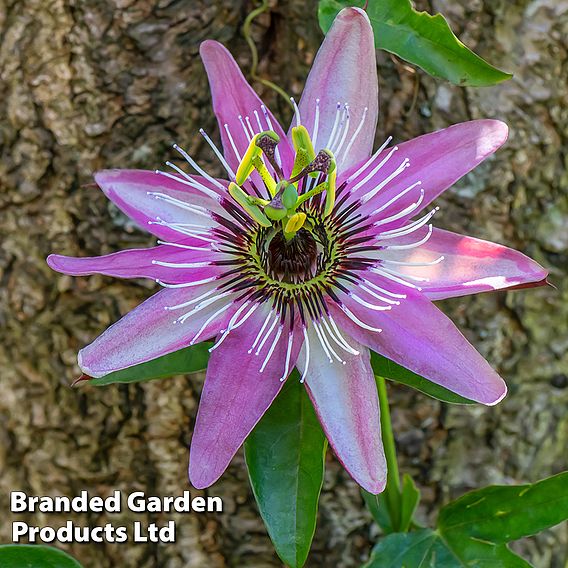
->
229 127 337 238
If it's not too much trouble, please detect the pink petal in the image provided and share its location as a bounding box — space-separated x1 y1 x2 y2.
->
298 330 386 494
199 40 294 173
341 120 509 224
47 242 225 284
376 227 548 300
296 7 378 171
328 288 507 405
79 286 237 378
189 303 303 488
94 169 224 241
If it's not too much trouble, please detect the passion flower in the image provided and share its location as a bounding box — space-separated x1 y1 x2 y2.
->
48 8 547 493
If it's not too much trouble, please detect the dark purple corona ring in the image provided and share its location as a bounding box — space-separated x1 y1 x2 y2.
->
48 8 547 493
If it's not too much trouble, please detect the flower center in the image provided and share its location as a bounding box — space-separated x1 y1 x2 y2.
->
266 228 318 284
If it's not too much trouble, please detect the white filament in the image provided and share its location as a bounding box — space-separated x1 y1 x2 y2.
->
155 170 220 200
190 303 231 345
224 123 242 162
199 128 236 179
156 276 218 289
361 278 407 299
383 255 444 267
291 97 301 127
300 327 310 383
346 136 393 184
371 181 422 216
238 115 252 141
383 224 434 250
321 317 359 355
260 325 283 373
350 146 399 194
332 104 350 157
369 267 422 290
340 305 383 333
360 158 410 204
340 106 368 167
173 144 225 191
350 293 393 312
311 98 321 149
376 208 439 240
358 283 401 305
249 310 275 354
373 189 424 227
255 315 279 356
279 332 295 381
326 102 343 150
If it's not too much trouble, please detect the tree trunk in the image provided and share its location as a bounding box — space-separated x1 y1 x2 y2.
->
1 0 566 566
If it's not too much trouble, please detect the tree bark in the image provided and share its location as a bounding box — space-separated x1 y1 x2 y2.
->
1 0 566 566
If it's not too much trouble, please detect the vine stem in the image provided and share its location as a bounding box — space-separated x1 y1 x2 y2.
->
242 0 293 106
377 376 401 530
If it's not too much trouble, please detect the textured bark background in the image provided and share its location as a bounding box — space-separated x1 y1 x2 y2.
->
1 0 567 566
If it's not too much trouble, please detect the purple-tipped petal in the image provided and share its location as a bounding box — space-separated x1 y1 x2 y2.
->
189 304 303 488
79 286 238 378
296 7 378 171
329 288 507 405
47 242 226 284
342 120 509 224
298 331 386 494
200 40 294 172
94 169 224 241
375 228 548 300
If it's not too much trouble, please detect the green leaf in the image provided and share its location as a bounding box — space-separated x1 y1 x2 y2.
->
318 0 512 87
364 529 460 568
370 352 475 405
88 342 211 386
0 545 83 568
362 490 393 533
438 471 568 564
364 528 530 568
245 372 327 568
399 474 421 532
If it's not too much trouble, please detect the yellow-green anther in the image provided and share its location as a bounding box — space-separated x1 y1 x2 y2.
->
291 125 316 179
255 130 280 148
235 135 261 185
291 126 315 161
323 155 337 218
281 183 298 210
228 182 271 227
284 212 307 235
251 155 277 196
295 181 328 207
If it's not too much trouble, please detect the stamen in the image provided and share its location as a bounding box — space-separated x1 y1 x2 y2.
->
155 170 220 200
291 97 301 127
249 310 275 354
383 224 433 250
326 102 343 149
190 303 231 345
147 192 212 218
279 332 295 381
361 278 407 299
238 115 252 141
373 189 424 227
350 293 393 311
332 104 350 157
156 240 213 252
199 128 236 180
156 276 218 288
210 301 259 352
165 287 219 311
369 267 422 290
346 136 393 184
261 105 282 167
312 321 335 363
350 146 400 195
371 181 422 216
224 123 242 162
360 157 410 203
255 314 279 355
376 208 439 240
340 305 383 333
317 321 345 364
152 259 211 269
259 325 283 373
321 317 359 355
311 98 320 149
172 144 226 191
358 283 401 304
300 327 310 383
383 255 444 267
176 291 233 324
245 116 256 138
340 107 368 167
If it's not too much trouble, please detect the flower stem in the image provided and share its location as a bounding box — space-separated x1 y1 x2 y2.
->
242 0 293 107
377 376 401 531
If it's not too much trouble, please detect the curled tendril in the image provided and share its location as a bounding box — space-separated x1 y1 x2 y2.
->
242 0 293 107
